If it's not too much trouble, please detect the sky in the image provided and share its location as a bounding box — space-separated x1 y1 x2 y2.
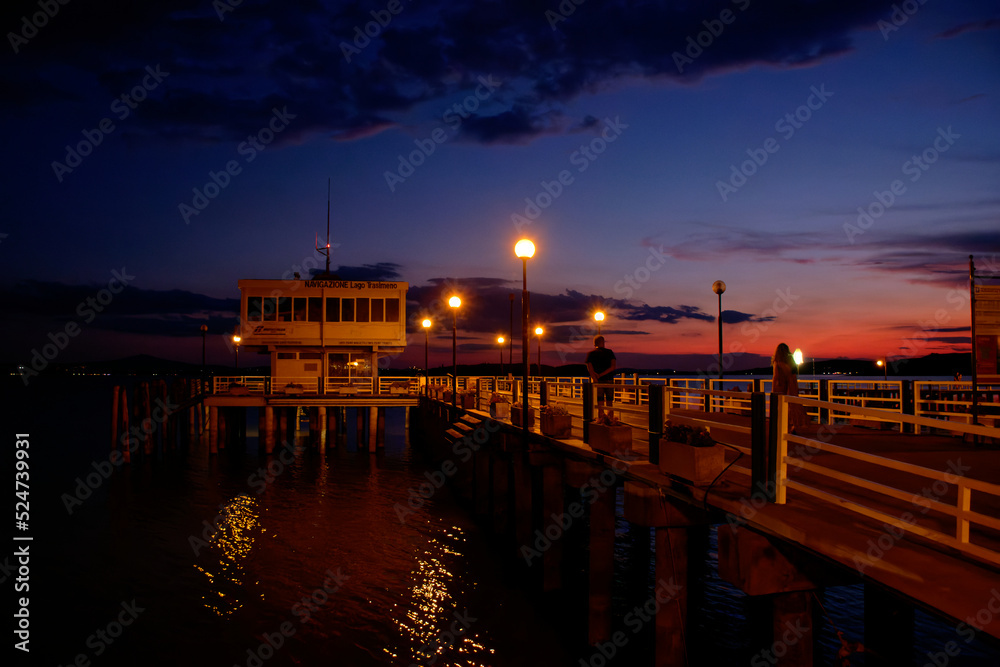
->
2 0 999 373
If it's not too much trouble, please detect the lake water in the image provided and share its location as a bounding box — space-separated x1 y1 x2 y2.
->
8 376 1000 666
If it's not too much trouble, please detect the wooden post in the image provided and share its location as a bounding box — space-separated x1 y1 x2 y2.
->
317 406 327 453
542 465 563 593
120 388 131 464
648 384 664 465
209 405 219 455
111 385 120 453
589 473 615 643
865 586 914 666
368 405 378 451
263 407 275 455
583 384 594 443
655 527 688 664
357 408 366 450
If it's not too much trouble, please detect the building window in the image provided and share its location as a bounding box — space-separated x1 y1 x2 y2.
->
385 298 400 322
293 297 308 322
356 298 370 323
277 352 296 359
371 298 384 322
325 297 340 322
262 297 277 321
299 352 321 359
308 297 322 322
341 298 355 322
277 297 292 322
248 296 263 321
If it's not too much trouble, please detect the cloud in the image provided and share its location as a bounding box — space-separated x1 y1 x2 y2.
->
0 0 901 146
932 18 1000 41
322 262 404 281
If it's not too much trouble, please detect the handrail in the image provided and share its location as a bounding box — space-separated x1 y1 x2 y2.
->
772 394 1000 567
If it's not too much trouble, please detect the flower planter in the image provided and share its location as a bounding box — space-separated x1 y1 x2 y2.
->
541 413 573 438
511 405 535 428
490 402 510 420
589 423 632 456
460 392 476 409
658 438 725 485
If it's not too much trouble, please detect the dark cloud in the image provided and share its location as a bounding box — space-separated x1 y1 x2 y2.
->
721 309 775 325
619 304 714 324
932 18 1000 41
1 0 899 145
322 262 403 281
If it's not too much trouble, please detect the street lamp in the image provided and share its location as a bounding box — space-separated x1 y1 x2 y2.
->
509 294 514 378
877 358 887 380
515 239 535 439
449 296 461 410
200 324 208 369
534 326 543 377
497 336 505 376
232 334 241 370
712 281 726 382
594 311 605 335
422 318 431 395
793 348 803 366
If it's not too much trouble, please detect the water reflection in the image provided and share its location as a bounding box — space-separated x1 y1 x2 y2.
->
193 494 261 617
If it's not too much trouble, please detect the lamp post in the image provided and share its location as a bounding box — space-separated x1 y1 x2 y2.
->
497 336 505 376
200 324 208 370
515 239 535 441
422 318 431 395
449 296 461 411
712 281 726 382
509 294 514 378
877 358 887 380
232 335 241 370
534 326 543 377
594 311 604 335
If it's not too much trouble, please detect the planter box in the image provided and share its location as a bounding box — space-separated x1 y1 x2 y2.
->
541 412 573 438
490 402 511 420
658 439 725 485
589 423 632 456
511 405 535 428
460 393 477 409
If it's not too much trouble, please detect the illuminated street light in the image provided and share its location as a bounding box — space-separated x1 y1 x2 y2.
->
498 336 505 376
232 334 241 369
534 326 543 377
422 318 431 394
877 358 887 380
793 348 804 366
515 239 535 441
594 311 605 335
449 296 461 410
712 281 726 382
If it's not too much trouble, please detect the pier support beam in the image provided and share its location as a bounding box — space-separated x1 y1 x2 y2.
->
368 406 379 451
208 406 219 455
263 407 275 455
540 464 564 593
865 585 914 667
317 407 327 454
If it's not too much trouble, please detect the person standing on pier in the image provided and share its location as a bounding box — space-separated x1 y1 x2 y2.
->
771 342 807 431
586 336 617 419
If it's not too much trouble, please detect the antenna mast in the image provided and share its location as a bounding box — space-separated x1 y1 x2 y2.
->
316 178 332 275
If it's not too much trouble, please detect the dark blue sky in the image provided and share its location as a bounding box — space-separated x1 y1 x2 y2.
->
2 0 998 370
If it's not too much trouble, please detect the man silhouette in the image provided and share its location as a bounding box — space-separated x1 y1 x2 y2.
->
586 336 617 418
